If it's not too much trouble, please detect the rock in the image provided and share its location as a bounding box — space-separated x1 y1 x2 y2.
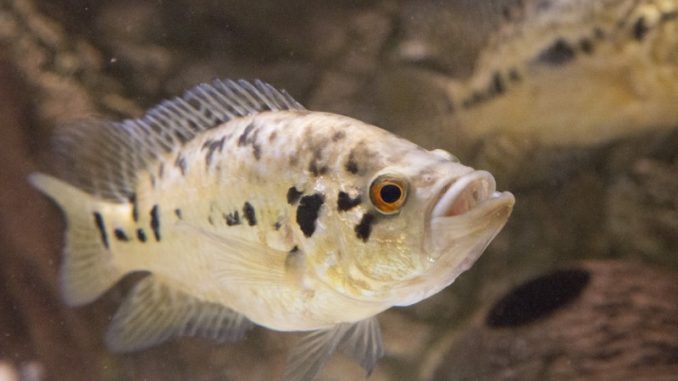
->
432 261 678 381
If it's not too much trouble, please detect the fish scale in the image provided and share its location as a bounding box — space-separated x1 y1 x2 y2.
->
29 79 514 381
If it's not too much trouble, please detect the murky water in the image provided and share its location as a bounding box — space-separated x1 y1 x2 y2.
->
0 0 677 380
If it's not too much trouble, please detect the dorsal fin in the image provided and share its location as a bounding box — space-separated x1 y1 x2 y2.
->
51 79 305 201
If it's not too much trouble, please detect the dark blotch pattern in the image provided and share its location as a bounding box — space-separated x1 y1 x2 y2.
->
345 157 359 174
508 69 521 82
332 130 346 142
202 136 226 167
137 228 147 242
253 143 262 160
287 186 303 205
114 228 130 242
579 38 594 54
633 16 649 41
175 155 187 176
150 205 161 241
238 123 256 146
129 194 139 222
337 191 361 211
309 161 328 176
224 211 240 226
296 193 325 237
93 212 109 249
243 202 256 226
491 72 505 95
537 39 576 65
308 148 328 176
354 213 375 242
174 208 182 219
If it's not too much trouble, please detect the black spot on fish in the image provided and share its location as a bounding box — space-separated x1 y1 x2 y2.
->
345 154 359 174
287 187 303 205
308 148 328 176
309 161 328 176
285 245 303 270
633 16 649 41
470 91 485 104
355 213 375 242
296 193 325 237
150 205 161 241
208 215 214 225
252 143 261 160
243 202 256 226
508 68 521 82
224 211 240 226
579 38 594 54
137 228 147 242
537 39 576 65
175 155 187 176
129 194 139 222
114 228 130 242
490 72 505 95
337 191 361 211
202 136 226 167
238 123 255 146
273 221 281 230
332 130 346 142
174 208 182 219
93 212 109 249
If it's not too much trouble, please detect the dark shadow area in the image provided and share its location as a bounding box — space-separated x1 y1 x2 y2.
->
486 269 591 328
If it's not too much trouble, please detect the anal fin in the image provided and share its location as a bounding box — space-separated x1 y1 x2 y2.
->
282 317 384 381
106 275 253 352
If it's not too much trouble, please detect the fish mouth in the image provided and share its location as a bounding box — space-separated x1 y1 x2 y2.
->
431 170 513 219
426 170 515 260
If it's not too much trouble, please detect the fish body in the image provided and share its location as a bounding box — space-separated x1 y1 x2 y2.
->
30 80 514 380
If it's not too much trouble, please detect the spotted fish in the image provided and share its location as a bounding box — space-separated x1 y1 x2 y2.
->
29 79 514 380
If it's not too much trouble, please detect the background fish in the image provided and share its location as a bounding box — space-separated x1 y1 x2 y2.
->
29 79 514 381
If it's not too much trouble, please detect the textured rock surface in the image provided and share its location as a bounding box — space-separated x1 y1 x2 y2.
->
0 0 677 380
432 261 678 381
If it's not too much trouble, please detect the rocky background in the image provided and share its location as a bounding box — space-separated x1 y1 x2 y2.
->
0 0 677 380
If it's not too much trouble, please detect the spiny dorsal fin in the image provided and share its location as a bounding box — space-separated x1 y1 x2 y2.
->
52 79 305 201
106 275 254 352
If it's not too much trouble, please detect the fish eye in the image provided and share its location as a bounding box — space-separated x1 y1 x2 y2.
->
369 175 408 215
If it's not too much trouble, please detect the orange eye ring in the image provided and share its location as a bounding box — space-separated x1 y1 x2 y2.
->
369 175 408 215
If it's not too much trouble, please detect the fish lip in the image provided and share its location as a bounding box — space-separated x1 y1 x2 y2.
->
431 170 502 219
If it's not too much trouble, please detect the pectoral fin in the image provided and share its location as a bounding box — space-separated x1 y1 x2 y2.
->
337 317 384 375
106 275 253 352
176 221 289 286
283 317 384 381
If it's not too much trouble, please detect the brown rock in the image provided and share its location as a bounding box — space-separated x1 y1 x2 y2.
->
432 261 678 381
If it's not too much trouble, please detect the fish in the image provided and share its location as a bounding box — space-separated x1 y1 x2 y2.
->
29 79 514 380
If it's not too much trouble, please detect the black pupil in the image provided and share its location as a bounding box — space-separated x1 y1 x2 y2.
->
380 184 402 204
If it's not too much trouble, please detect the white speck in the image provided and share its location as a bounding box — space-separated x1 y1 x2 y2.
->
110 57 118 64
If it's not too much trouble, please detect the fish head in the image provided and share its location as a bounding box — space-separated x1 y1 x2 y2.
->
318 146 514 306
